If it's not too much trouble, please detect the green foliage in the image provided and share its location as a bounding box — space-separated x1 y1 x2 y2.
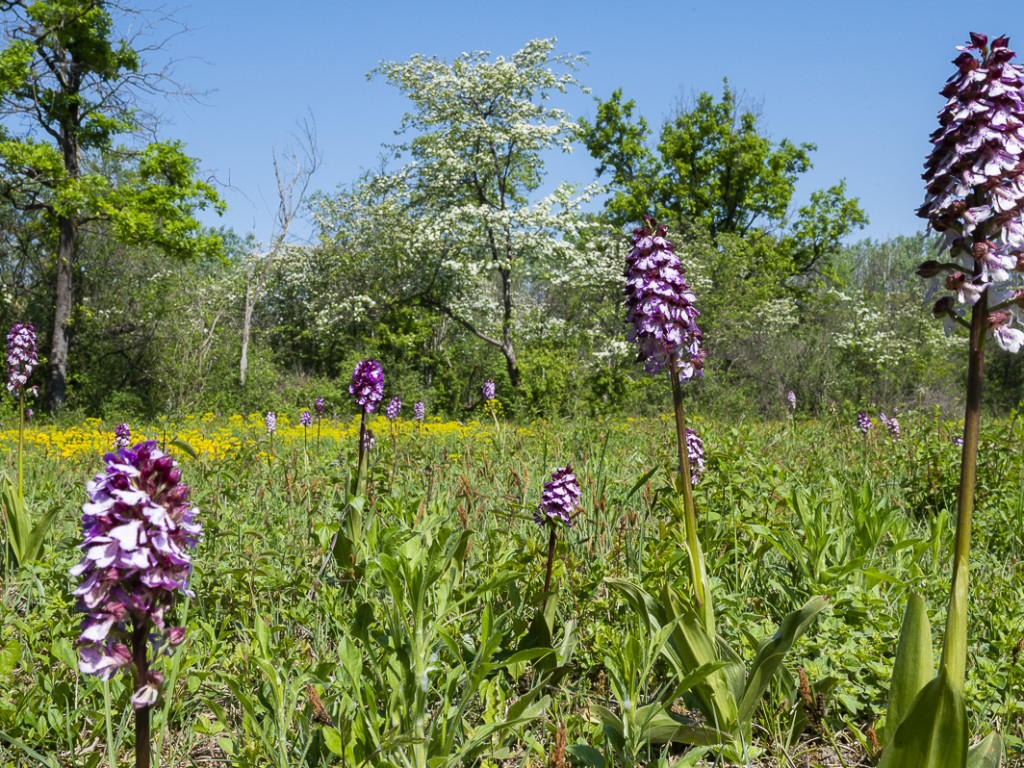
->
580 80 867 280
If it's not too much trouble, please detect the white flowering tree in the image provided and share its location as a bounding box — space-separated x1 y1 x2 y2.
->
314 39 597 390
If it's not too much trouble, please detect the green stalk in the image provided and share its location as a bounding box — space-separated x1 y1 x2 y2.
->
17 388 24 505
940 288 987 692
102 679 117 768
669 357 704 611
133 620 151 768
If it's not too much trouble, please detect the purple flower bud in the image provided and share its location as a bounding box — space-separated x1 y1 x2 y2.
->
915 260 946 278
265 411 276 434
534 465 581 527
300 410 312 427
314 397 327 417
350 360 384 412
114 423 131 448
70 441 200 707
952 435 964 447
414 401 425 421
482 380 496 401
5 321 38 394
685 427 705 484
624 218 704 380
385 397 402 421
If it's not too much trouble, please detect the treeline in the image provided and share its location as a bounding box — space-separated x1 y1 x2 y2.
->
0 23 1018 422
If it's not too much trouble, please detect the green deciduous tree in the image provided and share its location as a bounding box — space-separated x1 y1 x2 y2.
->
580 82 867 279
0 1 223 410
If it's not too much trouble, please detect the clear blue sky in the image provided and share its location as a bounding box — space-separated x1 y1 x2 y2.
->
147 0 1024 246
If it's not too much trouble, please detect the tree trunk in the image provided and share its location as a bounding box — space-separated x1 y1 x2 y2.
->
240 274 252 388
45 213 76 411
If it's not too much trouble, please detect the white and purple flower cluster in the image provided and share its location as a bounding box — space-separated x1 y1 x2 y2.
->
5 321 38 394
314 397 327 418
482 379 496 401
114 422 131 448
534 465 581 527
386 397 402 421
350 360 385 412
414 401 425 421
70 441 200 708
300 410 312 427
624 218 705 379
686 427 705 485
857 412 873 435
265 411 276 435
918 33 1024 353
879 411 901 442
786 390 796 410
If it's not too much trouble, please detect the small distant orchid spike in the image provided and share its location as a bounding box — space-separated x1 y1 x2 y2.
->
265 411 277 434
787 390 796 410
385 397 402 421
5 321 38 394
414 401 425 421
482 379 496 401
314 397 327 417
300 410 312 427
350 360 384 412
114 422 131 448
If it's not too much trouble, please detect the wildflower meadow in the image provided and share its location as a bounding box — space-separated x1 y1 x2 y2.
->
2 20 1024 768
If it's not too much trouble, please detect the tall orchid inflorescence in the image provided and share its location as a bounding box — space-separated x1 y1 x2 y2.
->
917 33 1024 350
71 441 200 708
264 411 276 435
386 397 402 421
300 410 312 428
624 217 704 379
534 465 581 527
414 401 425 421
787 390 796 410
314 397 327 418
857 412 872 435
5 321 38 395
482 379 496 401
875 34 1024 766
114 422 131 448
350 360 384 413
535 465 581 598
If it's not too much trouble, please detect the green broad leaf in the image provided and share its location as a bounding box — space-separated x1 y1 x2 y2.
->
566 744 606 768
23 501 63 564
885 593 934 744
169 437 198 458
879 671 967 768
737 595 828 722
967 731 1003 768
322 726 345 757
0 640 20 677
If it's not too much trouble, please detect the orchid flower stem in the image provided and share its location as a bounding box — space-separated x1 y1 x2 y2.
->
543 522 557 597
941 288 987 692
102 680 116 768
133 620 151 768
17 389 24 506
670 357 703 609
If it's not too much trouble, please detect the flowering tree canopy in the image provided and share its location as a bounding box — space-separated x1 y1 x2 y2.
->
312 39 598 389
